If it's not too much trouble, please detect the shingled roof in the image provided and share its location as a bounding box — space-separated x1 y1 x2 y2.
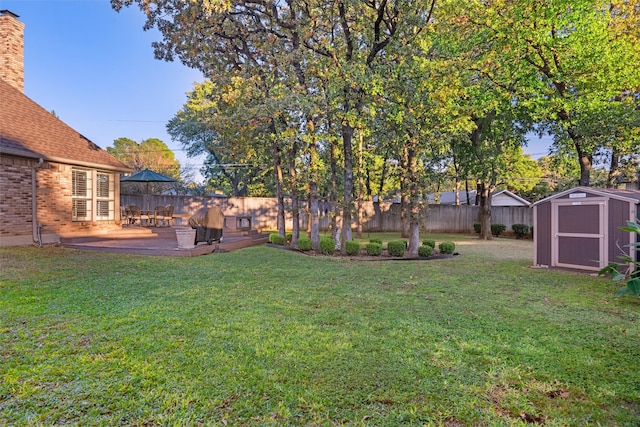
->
0 79 131 172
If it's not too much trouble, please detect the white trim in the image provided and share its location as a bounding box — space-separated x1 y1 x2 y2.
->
629 203 638 263
551 197 607 271
533 186 640 206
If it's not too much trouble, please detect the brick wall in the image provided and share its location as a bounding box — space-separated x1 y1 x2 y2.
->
1 155 122 245
0 155 34 236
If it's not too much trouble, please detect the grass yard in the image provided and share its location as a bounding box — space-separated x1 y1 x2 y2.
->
1 234 639 426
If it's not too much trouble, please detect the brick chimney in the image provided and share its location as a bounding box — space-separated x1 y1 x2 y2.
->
0 10 25 93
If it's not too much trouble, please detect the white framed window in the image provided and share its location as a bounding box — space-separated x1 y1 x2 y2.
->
96 172 114 220
72 168 115 221
72 168 92 221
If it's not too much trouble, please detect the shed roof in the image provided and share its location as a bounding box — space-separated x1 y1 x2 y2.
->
0 79 131 172
533 186 640 206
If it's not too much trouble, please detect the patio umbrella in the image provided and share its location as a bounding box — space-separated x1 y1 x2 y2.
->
120 169 176 210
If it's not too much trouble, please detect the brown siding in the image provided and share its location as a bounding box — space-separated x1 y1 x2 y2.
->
557 204 600 234
608 199 632 262
558 236 600 267
556 191 602 200
535 202 552 266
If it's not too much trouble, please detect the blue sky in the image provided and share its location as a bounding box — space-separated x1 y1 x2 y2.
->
3 0 552 185
2 0 205 179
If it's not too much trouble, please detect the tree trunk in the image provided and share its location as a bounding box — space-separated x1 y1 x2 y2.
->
290 194 299 246
308 121 320 251
341 121 355 253
271 122 286 237
330 133 340 244
400 144 410 238
406 143 420 256
607 148 620 188
477 181 493 240
565 122 592 187
356 130 365 239
454 161 461 205
289 139 300 247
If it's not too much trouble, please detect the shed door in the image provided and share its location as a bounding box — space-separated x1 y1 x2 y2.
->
551 198 607 271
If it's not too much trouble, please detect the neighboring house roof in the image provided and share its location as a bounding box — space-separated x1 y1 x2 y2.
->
427 189 531 206
0 79 130 172
533 186 640 206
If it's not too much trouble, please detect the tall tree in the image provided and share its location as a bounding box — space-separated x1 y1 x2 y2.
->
107 137 181 179
441 0 640 186
167 80 272 196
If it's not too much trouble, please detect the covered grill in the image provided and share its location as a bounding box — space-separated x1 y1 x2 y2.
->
188 207 224 245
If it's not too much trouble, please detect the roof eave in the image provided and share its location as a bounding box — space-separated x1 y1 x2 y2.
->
1 147 133 173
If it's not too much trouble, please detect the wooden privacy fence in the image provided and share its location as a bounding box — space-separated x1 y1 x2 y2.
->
120 194 532 233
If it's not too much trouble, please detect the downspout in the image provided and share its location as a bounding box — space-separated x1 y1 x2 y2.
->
32 158 44 246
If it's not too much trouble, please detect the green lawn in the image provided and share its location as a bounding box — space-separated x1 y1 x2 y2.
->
1 235 638 426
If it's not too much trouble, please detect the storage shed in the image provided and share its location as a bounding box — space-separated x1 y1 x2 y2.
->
533 187 640 271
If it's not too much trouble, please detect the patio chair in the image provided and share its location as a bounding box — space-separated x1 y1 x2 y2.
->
154 205 169 227
129 205 143 225
120 206 132 226
164 205 175 226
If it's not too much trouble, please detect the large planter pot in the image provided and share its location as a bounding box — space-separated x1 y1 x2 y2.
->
175 228 196 249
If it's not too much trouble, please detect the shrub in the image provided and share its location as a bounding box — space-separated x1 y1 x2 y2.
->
491 223 507 236
439 241 456 254
473 223 481 233
512 223 530 239
366 242 382 256
418 245 433 257
345 240 361 256
369 238 382 245
422 239 436 248
269 233 286 245
319 237 335 255
387 240 406 257
297 237 312 251
600 220 640 296
285 232 292 243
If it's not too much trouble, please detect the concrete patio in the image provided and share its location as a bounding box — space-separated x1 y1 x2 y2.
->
60 225 270 257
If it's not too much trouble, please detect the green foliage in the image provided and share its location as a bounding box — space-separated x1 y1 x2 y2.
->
439 241 456 255
491 224 506 237
269 233 286 245
369 238 383 245
297 237 312 251
512 224 530 239
286 232 292 243
599 221 640 297
422 239 436 248
418 245 433 257
365 242 382 256
387 241 406 257
345 241 361 256
319 237 335 255
473 223 481 234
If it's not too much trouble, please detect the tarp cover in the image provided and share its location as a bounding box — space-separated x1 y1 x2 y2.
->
189 207 224 229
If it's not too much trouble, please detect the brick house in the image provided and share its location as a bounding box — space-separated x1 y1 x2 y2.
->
0 10 131 246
